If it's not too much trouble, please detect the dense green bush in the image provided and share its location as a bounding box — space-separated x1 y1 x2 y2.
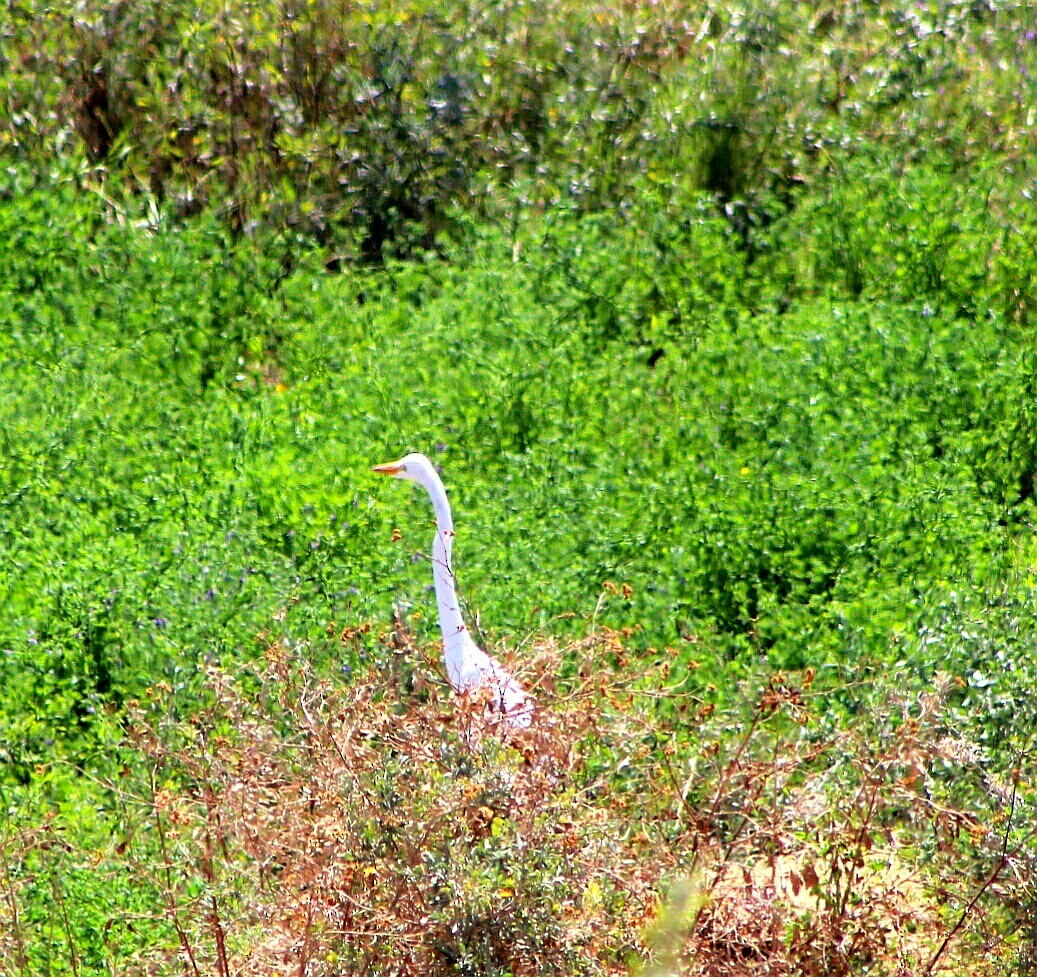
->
2 157 1036 779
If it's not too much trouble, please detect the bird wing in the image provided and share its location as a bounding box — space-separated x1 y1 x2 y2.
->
453 635 534 729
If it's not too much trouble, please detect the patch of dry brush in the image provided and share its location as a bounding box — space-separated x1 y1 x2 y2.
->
7 630 1035 976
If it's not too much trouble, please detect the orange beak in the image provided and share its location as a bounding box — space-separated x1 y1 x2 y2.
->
372 462 403 476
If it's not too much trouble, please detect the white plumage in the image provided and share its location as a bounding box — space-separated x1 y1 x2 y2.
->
373 452 533 729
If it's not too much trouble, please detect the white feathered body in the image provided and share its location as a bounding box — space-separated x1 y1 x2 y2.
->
381 453 533 729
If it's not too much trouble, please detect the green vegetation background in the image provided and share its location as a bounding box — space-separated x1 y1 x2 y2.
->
2 0 1037 971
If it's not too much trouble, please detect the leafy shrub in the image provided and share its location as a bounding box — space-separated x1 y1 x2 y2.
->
3 0 1035 252
4 178 1037 769
2 4 1037 973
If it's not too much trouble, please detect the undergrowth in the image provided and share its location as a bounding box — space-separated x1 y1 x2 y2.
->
4 628 1033 975
1 5 1037 969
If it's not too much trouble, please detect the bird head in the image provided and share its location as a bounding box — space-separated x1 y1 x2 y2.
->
372 452 438 488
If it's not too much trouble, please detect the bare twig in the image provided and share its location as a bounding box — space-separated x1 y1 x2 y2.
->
151 769 202 977
925 776 1018 975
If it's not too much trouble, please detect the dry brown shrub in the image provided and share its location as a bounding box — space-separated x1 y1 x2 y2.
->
116 632 668 976
83 635 1036 977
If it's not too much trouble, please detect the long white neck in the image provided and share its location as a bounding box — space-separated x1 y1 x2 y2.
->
422 470 469 681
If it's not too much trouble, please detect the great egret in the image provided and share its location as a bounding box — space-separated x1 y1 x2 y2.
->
372 453 534 729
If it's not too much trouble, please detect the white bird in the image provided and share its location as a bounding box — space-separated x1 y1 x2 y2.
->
372 452 534 729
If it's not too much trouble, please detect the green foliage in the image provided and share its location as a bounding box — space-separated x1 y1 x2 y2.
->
2 0 1035 254
2 1 1037 971
3 152 1037 776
